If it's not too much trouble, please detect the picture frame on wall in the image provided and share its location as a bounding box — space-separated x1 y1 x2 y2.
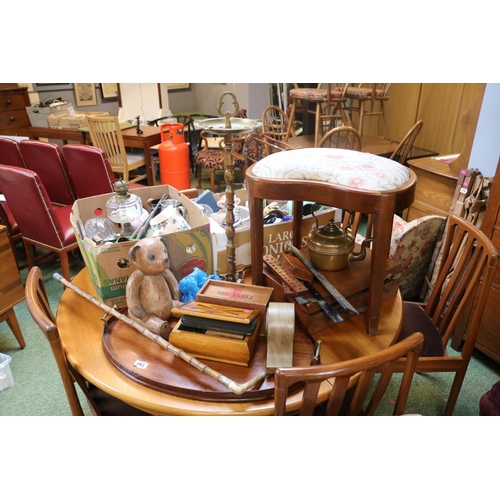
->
167 83 191 91
100 83 118 100
74 83 97 106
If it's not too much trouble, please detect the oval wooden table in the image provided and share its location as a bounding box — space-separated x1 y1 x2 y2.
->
56 268 403 415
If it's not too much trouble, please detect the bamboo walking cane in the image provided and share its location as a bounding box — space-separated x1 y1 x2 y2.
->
53 273 267 395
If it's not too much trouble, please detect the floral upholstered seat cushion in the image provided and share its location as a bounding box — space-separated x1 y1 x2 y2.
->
389 214 446 300
346 87 388 98
290 87 345 100
251 148 410 191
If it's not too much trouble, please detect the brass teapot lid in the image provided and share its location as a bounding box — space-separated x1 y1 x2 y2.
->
307 219 355 256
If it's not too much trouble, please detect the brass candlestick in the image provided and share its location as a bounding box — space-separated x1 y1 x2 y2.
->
195 92 259 281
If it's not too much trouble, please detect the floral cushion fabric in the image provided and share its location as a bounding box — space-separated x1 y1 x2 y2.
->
346 87 387 98
290 88 344 100
251 148 410 191
389 214 446 300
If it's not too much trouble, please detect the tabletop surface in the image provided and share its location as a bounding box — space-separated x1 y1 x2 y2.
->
56 269 403 415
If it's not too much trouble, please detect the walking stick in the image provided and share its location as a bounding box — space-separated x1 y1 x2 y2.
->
53 273 267 395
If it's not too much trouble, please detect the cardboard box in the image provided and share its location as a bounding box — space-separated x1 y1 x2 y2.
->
71 185 213 308
49 111 110 129
210 189 341 275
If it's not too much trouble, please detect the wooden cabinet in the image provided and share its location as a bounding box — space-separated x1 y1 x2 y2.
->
0 224 26 348
473 158 500 363
0 85 31 137
403 85 486 222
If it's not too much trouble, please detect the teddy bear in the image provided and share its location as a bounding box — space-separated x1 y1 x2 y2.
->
126 237 183 339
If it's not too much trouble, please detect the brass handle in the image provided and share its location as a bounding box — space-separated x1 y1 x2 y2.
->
5 99 11 105
216 91 239 128
9 116 15 122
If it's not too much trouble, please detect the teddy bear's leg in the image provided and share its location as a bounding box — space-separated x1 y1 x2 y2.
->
128 312 174 339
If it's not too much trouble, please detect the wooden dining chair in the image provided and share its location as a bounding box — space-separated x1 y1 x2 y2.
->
318 125 362 150
0 165 79 282
25 266 150 416
286 83 351 146
394 214 499 415
274 332 424 416
261 105 293 142
346 83 392 140
86 115 148 184
18 140 76 206
389 120 424 165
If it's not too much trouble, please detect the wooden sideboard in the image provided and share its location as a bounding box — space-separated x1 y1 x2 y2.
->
471 157 500 363
0 85 31 137
404 85 486 222
404 157 458 221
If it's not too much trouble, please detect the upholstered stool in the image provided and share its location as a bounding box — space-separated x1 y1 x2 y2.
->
245 148 417 335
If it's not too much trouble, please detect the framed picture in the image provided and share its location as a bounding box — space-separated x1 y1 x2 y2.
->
74 83 97 106
167 83 191 91
100 83 118 100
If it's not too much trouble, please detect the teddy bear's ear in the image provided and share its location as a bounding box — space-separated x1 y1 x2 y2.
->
157 236 168 251
129 244 142 262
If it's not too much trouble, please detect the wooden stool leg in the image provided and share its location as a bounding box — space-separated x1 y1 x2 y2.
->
358 101 365 136
210 170 216 193
1 309 26 348
60 251 71 282
286 100 297 141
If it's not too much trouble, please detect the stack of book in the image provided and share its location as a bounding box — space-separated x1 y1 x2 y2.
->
170 301 261 366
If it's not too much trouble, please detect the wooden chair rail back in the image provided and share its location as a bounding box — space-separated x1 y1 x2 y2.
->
274 332 424 416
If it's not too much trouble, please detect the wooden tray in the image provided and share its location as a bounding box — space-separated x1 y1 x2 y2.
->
102 314 315 402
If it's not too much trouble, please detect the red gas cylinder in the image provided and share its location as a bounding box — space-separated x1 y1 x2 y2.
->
158 123 191 190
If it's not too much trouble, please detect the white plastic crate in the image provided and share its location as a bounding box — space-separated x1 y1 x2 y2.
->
0 352 14 394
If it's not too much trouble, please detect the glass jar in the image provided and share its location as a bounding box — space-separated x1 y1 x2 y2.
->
106 181 143 237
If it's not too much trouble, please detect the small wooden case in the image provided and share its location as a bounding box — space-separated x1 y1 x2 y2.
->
196 280 274 336
169 315 261 366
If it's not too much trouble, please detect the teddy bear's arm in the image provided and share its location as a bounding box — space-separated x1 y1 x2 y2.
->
162 269 181 301
126 272 149 319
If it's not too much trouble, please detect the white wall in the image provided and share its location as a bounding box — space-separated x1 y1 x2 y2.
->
469 83 500 176
192 83 269 119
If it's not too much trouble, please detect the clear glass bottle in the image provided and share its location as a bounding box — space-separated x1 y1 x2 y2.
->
106 181 142 237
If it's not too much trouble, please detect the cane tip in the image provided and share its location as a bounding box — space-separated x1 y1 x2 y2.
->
53 273 63 281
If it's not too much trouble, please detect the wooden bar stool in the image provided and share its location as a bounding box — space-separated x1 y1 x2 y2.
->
245 148 417 336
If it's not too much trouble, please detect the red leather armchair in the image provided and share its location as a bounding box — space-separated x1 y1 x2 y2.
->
0 137 26 167
19 140 76 205
0 137 26 263
62 144 143 199
0 165 79 281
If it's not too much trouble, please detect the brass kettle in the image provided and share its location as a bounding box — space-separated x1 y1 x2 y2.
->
306 210 370 271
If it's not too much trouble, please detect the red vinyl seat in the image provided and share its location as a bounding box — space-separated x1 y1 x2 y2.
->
62 144 143 199
19 140 76 205
0 165 79 281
